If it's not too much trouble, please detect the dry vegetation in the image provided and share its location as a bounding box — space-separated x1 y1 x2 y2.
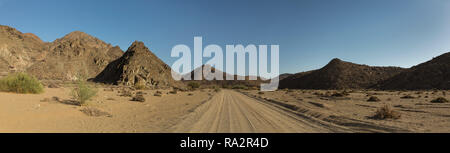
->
0 73 44 94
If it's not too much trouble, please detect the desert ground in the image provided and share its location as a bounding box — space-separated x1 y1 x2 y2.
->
1 84 449 133
0 85 213 133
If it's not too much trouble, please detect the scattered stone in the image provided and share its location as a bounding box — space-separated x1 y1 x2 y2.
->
367 96 381 102
430 97 448 103
154 93 162 97
47 83 60 88
131 94 146 102
401 95 415 99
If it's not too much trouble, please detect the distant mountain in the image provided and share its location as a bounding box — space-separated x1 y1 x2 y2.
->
280 58 405 89
26 31 123 80
182 64 267 88
0 25 48 75
375 52 450 90
93 41 184 89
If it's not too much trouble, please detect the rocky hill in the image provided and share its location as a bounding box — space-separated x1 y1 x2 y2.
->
26 31 123 80
182 64 267 88
279 58 405 89
375 52 450 90
0 25 48 76
93 41 184 89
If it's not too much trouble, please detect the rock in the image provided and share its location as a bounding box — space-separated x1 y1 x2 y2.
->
47 83 60 88
131 94 146 102
431 97 448 103
367 96 381 102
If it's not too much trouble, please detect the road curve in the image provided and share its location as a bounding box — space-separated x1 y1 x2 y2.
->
171 90 333 133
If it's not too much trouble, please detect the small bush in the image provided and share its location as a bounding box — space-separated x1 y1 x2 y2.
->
232 84 249 90
212 86 221 92
134 82 146 90
431 97 448 103
371 105 401 120
187 82 200 90
71 78 97 106
0 73 44 94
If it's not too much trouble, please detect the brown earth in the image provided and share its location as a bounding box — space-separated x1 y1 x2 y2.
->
279 58 405 89
243 89 450 132
2 87 448 133
0 87 213 132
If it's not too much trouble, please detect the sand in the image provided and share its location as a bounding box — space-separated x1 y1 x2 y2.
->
0 87 212 133
242 89 450 133
1 87 449 133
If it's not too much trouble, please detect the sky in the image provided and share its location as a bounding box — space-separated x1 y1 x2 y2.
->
1 0 450 75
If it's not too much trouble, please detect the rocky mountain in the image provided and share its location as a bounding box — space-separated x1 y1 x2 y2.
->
182 64 267 88
375 52 450 90
26 31 123 80
0 25 48 76
279 58 405 89
93 41 183 89
278 73 293 81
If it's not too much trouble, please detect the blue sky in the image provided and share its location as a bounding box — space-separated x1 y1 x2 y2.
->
1 0 450 75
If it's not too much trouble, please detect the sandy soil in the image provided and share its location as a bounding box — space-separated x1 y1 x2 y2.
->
1 86 449 133
171 90 335 133
242 89 450 133
0 87 213 133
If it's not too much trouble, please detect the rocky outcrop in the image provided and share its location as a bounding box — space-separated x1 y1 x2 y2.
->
0 25 48 75
26 31 123 80
280 58 405 89
375 52 450 90
93 41 184 89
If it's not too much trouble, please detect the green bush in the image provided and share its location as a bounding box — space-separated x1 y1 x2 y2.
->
213 86 221 92
71 78 97 106
187 82 200 90
232 84 249 90
0 73 44 94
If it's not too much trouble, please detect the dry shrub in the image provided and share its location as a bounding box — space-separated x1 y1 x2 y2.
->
187 82 200 90
0 73 44 94
371 104 401 120
71 78 97 106
80 107 111 117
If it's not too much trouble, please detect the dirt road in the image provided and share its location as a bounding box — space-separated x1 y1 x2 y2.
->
171 90 338 133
